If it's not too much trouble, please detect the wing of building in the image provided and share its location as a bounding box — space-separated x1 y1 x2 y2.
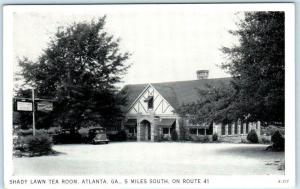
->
118 77 261 142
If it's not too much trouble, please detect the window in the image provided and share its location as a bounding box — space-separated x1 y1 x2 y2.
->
125 119 137 127
190 128 197 135
234 123 238 134
228 125 232 135
189 128 212 135
148 97 153 109
198 129 205 135
207 124 213 135
144 96 154 109
241 123 244 134
107 126 118 132
128 127 136 134
163 128 170 134
221 124 226 135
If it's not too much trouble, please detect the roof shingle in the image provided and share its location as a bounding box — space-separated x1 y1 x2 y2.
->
122 77 231 111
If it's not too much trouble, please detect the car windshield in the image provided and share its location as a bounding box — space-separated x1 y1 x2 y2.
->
90 128 105 134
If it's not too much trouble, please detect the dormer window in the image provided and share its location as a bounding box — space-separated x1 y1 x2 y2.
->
144 96 154 109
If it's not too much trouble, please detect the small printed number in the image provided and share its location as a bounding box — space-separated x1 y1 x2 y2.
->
203 179 209 184
278 180 289 184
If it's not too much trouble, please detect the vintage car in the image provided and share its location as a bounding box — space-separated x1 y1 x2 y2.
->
87 127 109 144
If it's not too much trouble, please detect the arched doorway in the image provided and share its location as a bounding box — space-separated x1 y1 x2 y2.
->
140 120 151 141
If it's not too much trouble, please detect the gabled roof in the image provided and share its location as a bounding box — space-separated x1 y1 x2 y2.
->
121 77 232 112
121 83 148 111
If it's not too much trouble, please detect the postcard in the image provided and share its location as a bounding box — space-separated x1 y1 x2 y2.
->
3 3 295 188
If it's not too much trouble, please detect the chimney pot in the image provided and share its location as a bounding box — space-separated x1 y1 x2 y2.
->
197 70 209 79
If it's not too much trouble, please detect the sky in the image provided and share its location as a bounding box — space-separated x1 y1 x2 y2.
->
12 5 240 88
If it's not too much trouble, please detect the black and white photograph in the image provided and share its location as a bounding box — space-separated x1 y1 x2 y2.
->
3 3 295 188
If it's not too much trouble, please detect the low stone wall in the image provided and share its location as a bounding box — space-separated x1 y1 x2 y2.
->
184 130 262 143
218 135 247 143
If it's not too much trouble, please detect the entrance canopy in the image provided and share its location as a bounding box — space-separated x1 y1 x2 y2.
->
125 119 137 126
157 119 175 127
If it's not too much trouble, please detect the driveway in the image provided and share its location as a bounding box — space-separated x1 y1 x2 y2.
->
13 142 284 176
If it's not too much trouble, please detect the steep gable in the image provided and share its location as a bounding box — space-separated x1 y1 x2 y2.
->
126 84 175 115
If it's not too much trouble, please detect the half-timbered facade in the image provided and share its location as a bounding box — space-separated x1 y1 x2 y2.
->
121 77 261 142
124 83 180 141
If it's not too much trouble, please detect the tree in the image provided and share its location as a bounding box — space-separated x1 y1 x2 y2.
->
222 11 284 123
176 82 237 124
17 17 130 131
177 11 284 125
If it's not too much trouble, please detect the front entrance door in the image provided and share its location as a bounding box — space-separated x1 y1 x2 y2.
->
147 123 151 140
140 120 151 141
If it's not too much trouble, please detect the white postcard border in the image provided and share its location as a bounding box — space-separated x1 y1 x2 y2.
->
3 3 295 188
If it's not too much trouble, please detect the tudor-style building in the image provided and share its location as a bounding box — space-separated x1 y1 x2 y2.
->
121 71 261 142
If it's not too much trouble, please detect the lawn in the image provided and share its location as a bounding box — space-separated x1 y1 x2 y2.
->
13 142 284 176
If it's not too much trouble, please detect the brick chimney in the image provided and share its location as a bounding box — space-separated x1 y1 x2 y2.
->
196 70 209 79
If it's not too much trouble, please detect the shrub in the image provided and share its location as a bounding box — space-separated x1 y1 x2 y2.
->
80 121 100 128
260 135 271 144
170 129 178 141
189 135 209 143
17 129 48 136
52 132 82 144
162 135 171 141
19 133 53 156
241 138 248 143
247 129 259 143
127 135 137 141
199 135 209 143
271 131 284 151
212 133 218 142
261 125 285 136
114 130 127 141
47 127 60 135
